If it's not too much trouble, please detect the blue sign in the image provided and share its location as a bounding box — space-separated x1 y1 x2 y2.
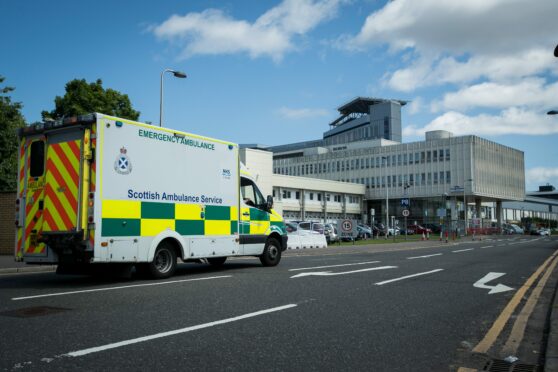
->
400 198 410 207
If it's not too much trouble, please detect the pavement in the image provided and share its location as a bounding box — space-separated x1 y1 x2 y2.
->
1 235 557 371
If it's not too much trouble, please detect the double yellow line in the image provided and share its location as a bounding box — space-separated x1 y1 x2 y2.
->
458 248 558 371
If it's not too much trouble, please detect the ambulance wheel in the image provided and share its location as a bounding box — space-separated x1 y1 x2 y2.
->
148 242 177 279
259 238 281 267
207 257 227 266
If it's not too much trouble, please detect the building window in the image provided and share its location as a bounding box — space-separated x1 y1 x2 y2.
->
326 194 331 201
440 171 444 184
351 159 355 170
446 171 451 184
295 191 300 200
318 193 322 202
439 149 444 161
409 174 414 185
309 192 314 201
366 158 370 169
415 153 420 164
397 154 402 166
427 173 432 185
446 148 450 161
421 173 426 185
403 154 407 165
421 151 425 163
386 156 391 167
433 150 437 162
434 172 438 184
427 151 431 163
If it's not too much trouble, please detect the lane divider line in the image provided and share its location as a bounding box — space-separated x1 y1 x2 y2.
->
452 248 474 253
64 304 298 357
375 269 444 286
289 261 381 271
480 245 493 249
472 249 558 354
12 276 232 301
407 253 443 260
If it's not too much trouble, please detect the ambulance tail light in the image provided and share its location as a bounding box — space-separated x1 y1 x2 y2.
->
15 198 23 227
88 192 95 225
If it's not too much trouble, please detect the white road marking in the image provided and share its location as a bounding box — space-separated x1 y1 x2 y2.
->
291 266 397 278
406 253 443 260
375 269 444 286
473 272 514 294
452 248 474 253
289 261 381 271
12 276 232 301
64 304 297 357
497 244 507 246
480 245 494 249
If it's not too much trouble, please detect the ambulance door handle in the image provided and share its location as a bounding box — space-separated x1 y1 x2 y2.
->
242 212 249 216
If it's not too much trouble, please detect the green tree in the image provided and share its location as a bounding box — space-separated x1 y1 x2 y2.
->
0 76 25 191
41 78 140 121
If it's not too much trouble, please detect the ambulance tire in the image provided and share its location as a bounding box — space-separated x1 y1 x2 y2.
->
259 238 281 267
207 257 227 266
148 242 177 279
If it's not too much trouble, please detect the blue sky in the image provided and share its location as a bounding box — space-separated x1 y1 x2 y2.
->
2 0 558 191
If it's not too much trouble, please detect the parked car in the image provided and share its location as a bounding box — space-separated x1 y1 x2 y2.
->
297 221 325 235
408 225 432 235
324 223 339 243
374 223 387 236
531 228 550 236
423 223 441 234
388 227 400 236
355 225 371 240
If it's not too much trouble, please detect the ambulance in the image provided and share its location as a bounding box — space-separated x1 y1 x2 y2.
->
14 113 288 278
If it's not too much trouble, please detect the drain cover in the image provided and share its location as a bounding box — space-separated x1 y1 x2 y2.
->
482 359 541 372
0 306 70 318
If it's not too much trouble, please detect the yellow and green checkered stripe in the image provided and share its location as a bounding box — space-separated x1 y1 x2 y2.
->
101 200 239 237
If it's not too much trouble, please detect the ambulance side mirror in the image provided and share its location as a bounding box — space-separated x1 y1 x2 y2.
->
266 195 274 211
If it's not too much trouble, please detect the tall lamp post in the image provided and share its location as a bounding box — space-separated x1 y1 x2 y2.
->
464 178 473 236
382 156 388 239
160 68 187 127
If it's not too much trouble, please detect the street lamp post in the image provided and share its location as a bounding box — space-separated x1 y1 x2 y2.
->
464 178 473 236
382 156 388 239
160 68 187 127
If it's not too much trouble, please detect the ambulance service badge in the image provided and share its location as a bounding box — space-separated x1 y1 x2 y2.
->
114 147 132 175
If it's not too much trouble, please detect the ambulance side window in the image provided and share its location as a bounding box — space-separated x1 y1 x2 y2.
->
29 141 45 178
240 177 265 209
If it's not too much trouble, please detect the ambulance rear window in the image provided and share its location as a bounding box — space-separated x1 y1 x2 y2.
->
30 141 45 177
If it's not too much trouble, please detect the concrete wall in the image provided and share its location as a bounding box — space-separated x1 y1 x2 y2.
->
0 192 15 255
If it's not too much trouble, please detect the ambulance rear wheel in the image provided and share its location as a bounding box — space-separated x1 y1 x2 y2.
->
259 238 281 267
148 242 177 279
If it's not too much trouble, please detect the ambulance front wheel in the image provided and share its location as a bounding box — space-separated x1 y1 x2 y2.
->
148 242 177 279
259 238 281 267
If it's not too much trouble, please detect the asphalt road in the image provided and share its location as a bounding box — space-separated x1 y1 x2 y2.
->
0 235 557 371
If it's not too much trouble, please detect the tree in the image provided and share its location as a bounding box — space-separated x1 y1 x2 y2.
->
41 78 140 121
0 76 25 191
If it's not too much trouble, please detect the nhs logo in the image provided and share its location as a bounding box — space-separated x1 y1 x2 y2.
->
222 169 231 179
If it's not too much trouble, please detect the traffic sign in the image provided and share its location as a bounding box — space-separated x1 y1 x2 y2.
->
400 198 410 207
341 219 353 232
402 209 410 217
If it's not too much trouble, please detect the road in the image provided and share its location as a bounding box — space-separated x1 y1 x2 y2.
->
1 235 557 371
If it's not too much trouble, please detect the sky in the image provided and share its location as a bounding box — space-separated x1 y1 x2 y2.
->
2 0 558 191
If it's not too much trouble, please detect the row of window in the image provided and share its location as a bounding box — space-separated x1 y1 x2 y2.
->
336 171 452 188
274 149 451 176
272 189 357 203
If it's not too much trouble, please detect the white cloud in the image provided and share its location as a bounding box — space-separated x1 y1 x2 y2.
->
388 49 557 92
153 0 344 61
349 0 557 55
343 0 558 92
432 79 558 112
403 108 558 137
407 97 424 115
276 106 330 119
526 167 558 186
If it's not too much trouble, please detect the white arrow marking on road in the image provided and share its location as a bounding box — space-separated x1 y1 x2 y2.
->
473 272 514 294
290 266 397 278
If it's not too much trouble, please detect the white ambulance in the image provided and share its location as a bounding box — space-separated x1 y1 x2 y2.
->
15 113 287 278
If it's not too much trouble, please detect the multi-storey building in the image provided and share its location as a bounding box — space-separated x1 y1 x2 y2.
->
267 97 525 228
